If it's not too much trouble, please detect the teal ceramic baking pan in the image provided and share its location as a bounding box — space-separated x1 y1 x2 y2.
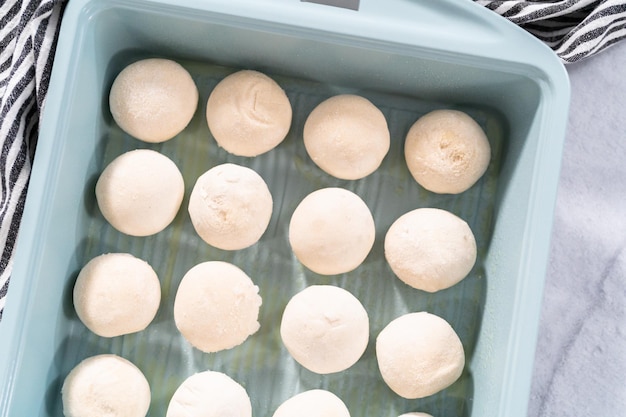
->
0 0 570 416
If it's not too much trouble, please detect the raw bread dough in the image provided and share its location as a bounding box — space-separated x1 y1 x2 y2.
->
62 354 150 417
280 285 369 374
174 261 262 353
166 371 251 417
188 163 273 250
206 70 292 156
288 187 375 275
384 208 476 292
109 58 198 143
303 94 390 180
73 253 161 338
96 149 184 237
272 389 350 417
376 312 465 399
404 109 490 194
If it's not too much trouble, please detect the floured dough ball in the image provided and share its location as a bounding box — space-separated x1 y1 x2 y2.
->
376 312 465 399
62 354 150 417
206 70 292 156
188 163 273 250
96 149 184 237
404 109 490 194
280 285 369 374
384 208 476 292
73 253 161 337
303 94 390 180
272 389 350 417
109 58 198 143
398 413 434 417
174 261 262 353
289 188 375 275
167 371 251 417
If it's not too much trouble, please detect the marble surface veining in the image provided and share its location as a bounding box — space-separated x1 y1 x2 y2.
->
527 42 626 417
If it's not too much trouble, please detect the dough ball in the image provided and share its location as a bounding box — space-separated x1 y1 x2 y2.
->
272 389 350 417
304 94 390 180
376 312 465 399
384 208 476 292
404 109 490 194
280 285 369 374
206 70 292 156
96 149 184 237
289 188 375 275
73 253 161 337
109 58 198 143
62 354 150 417
398 413 433 417
188 163 273 250
174 261 262 353
166 371 251 417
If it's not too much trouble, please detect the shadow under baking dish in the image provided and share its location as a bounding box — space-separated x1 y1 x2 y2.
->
48 57 504 417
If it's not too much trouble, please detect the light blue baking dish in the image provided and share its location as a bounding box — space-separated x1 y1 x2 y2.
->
0 0 569 416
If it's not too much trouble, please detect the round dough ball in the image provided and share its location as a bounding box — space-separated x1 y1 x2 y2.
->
188 163 273 250
272 389 350 417
109 58 198 143
280 285 369 374
62 354 150 417
289 188 375 275
304 94 390 180
206 70 292 156
398 413 433 417
384 208 476 292
404 109 490 194
376 312 465 399
96 149 184 237
73 253 161 337
167 371 251 417
174 261 262 353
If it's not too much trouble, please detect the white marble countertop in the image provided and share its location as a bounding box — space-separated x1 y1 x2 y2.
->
527 42 626 416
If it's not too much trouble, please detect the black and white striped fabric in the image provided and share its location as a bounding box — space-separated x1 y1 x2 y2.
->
477 0 626 63
0 0 624 319
0 0 66 320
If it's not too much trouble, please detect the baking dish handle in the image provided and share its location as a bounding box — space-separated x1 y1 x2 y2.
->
292 0 564 69
110 0 564 71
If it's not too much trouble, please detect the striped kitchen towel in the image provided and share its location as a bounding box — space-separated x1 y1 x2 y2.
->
477 0 626 63
0 0 66 319
0 0 624 319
